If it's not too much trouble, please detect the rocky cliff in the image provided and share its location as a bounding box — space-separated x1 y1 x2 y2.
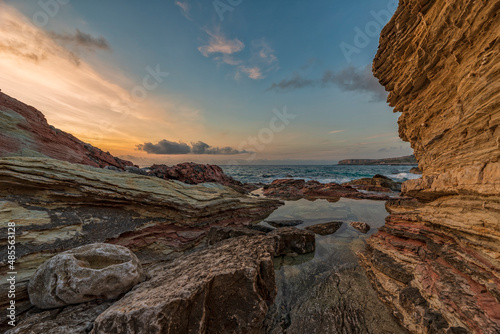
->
0 91 135 169
361 0 500 333
0 157 281 328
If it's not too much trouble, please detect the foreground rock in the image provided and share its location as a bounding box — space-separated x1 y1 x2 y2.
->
343 174 401 192
349 221 371 234
362 0 500 332
206 226 264 245
148 162 252 193
0 157 281 326
28 243 143 309
263 179 390 201
91 236 276 334
0 91 134 169
305 221 343 236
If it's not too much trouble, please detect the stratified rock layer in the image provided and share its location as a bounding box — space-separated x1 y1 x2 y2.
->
0 157 281 328
91 236 276 334
0 91 134 169
363 0 500 333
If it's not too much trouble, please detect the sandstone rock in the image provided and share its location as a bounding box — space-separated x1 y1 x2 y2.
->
349 221 371 234
206 226 264 245
28 243 143 309
265 219 303 227
148 162 249 193
263 179 391 201
90 236 276 334
0 157 281 325
269 227 315 256
305 221 343 236
343 174 401 192
362 0 500 332
0 91 135 169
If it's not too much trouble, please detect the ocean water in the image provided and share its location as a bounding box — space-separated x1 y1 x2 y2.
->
221 164 420 184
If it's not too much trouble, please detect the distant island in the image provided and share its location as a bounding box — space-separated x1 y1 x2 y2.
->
338 155 417 165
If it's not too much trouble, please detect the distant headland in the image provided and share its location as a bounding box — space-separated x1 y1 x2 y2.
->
338 155 417 165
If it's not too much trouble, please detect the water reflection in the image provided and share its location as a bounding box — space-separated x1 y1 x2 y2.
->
262 198 408 334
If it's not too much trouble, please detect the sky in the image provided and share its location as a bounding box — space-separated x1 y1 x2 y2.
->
0 0 412 166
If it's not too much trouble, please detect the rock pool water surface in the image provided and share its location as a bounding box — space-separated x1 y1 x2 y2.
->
262 198 408 334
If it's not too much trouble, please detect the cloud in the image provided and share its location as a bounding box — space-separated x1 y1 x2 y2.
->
137 140 191 154
199 31 278 80
49 29 110 52
238 66 262 80
321 65 387 101
175 1 191 19
137 140 249 155
329 130 346 134
198 29 244 57
268 73 314 91
268 65 388 102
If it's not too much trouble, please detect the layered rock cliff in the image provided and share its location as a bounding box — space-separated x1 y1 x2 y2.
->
0 157 281 328
361 0 500 333
0 91 135 169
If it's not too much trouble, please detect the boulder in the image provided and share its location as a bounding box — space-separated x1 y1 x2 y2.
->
269 227 315 256
90 236 276 334
349 221 371 234
305 221 343 235
28 243 143 309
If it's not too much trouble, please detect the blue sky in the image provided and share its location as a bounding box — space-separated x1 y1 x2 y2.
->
0 0 411 165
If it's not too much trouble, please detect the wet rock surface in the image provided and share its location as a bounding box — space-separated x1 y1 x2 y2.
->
206 226 265 246
305 221 343 236
269 227 315 256
265 219 303 228
263 179 391 201
28 243 143 309
90 236 276 334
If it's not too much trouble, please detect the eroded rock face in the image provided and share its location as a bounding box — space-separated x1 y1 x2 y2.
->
0 157 281 326
0 92 134 169
343 174 401 192
263 179 391 201
28 243 143 309
206 226 264 245
363 0 500 332
91 236 277 334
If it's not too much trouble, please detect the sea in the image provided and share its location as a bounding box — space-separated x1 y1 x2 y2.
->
221 164 420 184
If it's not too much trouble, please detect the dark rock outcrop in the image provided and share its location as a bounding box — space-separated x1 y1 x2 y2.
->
90 236 277 334
349 221 371 234
0 91 135 169
343 174 401 192
206 226 265 246
263 179 391 201
265 219 303 228
361 0 500 332
148 162 251 193
269 227 316 256
305 221 343 236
